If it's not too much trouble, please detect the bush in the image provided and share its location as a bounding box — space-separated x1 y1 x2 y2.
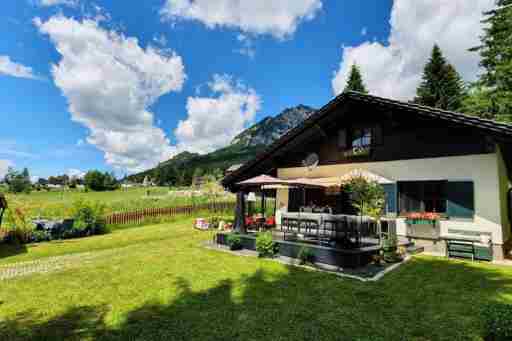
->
2 208 34 244
226 233 242 250
256 232 278 258
482 303 512 340
382 235 403 263
71 200 108 235
297 246 315 265
209 216 220 229
31 230 51 243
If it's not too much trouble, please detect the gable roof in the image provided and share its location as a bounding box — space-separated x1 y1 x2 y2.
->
222 91 512 189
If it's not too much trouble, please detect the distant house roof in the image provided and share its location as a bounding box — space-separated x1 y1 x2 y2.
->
223 91 512 189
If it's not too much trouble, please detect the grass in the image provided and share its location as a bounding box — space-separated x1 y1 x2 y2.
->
2 187 234 219
1 220 512 340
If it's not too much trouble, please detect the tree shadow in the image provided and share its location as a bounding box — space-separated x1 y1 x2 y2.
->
0 242 27 260
1 257 512 340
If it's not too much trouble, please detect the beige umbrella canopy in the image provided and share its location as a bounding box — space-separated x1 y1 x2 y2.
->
337 168 393 184
236 175 290 187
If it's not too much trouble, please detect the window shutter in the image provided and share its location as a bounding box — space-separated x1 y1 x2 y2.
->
382 183 397 214
446 181 474 219
338 129 347 150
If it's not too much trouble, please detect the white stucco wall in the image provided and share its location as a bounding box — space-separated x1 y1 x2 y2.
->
277 153 507 245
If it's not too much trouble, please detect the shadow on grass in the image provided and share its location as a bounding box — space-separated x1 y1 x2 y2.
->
0 242 27 260
1 257 512 340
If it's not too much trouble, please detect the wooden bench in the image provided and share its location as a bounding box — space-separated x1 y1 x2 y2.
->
446 239 476 261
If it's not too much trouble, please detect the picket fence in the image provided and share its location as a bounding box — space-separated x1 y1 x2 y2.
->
105 201 235 226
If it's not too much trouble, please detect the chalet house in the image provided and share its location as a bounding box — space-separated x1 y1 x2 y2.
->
222 91 512 261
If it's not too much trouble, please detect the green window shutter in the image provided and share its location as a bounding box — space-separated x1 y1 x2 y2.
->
382 183 397 214
447 181 474 219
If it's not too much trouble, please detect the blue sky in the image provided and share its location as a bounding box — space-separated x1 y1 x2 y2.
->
0 0 494 180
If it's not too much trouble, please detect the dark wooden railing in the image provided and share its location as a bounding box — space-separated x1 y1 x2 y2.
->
105 201 235 226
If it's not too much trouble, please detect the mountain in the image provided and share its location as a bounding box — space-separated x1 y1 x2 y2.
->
230 104 316 147
126 104 316 185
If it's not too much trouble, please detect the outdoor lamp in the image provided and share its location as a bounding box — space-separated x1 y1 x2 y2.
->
247 192 257 202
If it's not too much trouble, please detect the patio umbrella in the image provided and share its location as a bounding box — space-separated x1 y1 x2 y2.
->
236 174 290 187
337 168 393 184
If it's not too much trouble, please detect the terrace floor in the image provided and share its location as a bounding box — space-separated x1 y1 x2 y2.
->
1 218 512 340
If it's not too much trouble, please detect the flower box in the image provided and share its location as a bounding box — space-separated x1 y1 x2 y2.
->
404 212 440 226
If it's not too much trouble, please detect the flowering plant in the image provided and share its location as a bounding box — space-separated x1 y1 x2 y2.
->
405 212 440 222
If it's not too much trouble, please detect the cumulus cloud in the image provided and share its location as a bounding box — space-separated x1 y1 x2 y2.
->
0 160 13 180
332 0 495 100
67 168 86 179
0 55 39 80
37 0 78 7
36 15 186 173
175 74 261 154
160 0 322 39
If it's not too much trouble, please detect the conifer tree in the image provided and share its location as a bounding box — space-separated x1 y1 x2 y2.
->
344 64 368 93
414 45 466 111
467 1 512 121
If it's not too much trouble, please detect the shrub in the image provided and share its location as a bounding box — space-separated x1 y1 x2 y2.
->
31 230 51 243
297 246 314 265
209 216 220 229
3 208 34 244
482 303 512 340
71 200 108 235
256 232 278 258
226 233 242 250
382 235 402 263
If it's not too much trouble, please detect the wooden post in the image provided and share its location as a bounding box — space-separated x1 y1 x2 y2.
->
0 194 7 228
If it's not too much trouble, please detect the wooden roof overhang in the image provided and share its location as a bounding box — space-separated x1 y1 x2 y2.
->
223 91 512 191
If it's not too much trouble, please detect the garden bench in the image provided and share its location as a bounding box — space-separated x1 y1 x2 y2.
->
446 239 476 261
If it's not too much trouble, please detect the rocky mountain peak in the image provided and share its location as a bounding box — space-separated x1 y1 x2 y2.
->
230 104 316 147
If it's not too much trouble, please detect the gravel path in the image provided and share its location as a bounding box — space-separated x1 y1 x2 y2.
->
0 248 122 281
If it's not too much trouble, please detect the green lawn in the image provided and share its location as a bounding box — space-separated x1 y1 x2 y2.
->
3 187 234 219
1 220 512 340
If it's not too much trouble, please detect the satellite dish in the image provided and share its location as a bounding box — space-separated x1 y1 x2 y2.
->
302 153 319 171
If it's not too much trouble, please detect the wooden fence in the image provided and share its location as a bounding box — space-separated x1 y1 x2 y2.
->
105 201 235 226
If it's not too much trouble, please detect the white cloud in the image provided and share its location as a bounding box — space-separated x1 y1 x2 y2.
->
36 15 186 173
0 160 13 180
37 0 78 7
67 168 85 179
235 33 255 58
175 74 261 154
160 0 322 39
153 34 168 47
0 55 39 80
332 0 495 100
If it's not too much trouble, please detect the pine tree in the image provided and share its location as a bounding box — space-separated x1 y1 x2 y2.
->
467 1 512 121
344 64 368 93
414 45 466 111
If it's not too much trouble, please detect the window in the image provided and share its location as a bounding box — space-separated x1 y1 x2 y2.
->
398 181 447 214
338 125 382 151
352 127 372 148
